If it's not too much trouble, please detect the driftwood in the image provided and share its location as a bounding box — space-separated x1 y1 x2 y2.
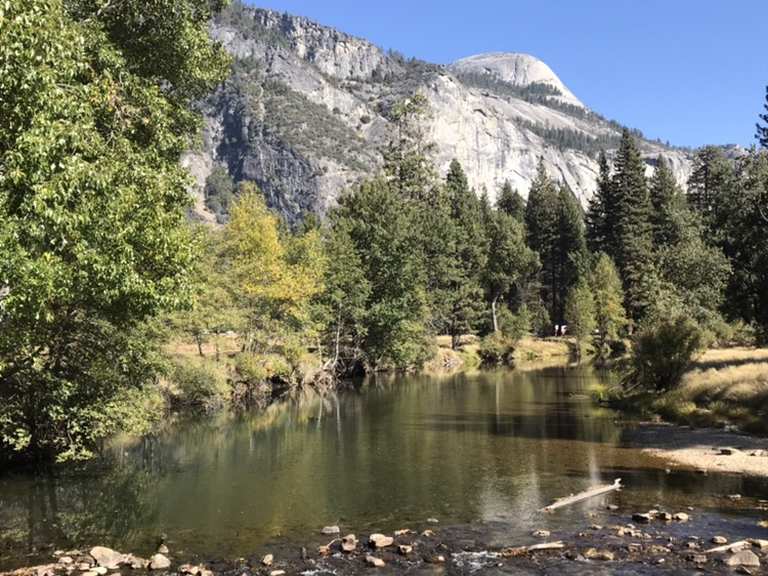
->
527 541 565 551
540 478 622 512
704 540 750 554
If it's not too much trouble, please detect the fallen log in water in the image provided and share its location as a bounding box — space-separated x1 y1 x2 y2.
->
704 540 750 554
540 478 622 512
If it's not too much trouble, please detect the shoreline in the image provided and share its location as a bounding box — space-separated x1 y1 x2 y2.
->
4 507 767 576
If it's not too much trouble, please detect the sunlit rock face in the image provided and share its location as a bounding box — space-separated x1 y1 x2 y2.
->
187 3 692 222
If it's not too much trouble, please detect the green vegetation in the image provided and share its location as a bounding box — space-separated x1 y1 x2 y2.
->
0 0 229 462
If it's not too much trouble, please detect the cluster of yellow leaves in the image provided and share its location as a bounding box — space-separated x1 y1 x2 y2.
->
226 185 325 327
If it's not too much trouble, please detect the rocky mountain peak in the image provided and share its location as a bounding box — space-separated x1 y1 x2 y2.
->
450 52 584 108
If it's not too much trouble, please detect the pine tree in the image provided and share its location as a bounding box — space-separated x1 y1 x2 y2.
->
648 155 683 246
687 146 733 229
555 184 588 324
497 180 526 222
525 158 559 320
442 160 487 348
585 151 613 254
612 129 658 320
757 86 768 148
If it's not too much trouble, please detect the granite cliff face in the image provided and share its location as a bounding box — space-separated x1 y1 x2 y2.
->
184 2 692 222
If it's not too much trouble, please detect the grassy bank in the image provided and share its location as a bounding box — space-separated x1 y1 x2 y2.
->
651 347 768 434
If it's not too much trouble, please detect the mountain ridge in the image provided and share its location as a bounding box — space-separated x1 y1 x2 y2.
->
183 2 693 223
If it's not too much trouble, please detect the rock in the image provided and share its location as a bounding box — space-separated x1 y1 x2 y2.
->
426 518 439 524
178 564 201 575
156 545 169 555
712 536 728 545
685 542 700 550
321 525 340 535
77 563 92 571
674 512 690 522
728 494 743 501
394 529 412 536
606 504 619 511
532 529 550 538
92 568 107 576
148 554 171 570
725 550 761 568
127 556 148 570
421 529 436 537
82 572 98 576
89 548 124 570
58 557 74 565
632 513 652 523
657 512 673 521
688 553 707 565
341 534 358 553
501 546 527 558
589 525 602 531
750 539 768 550
398 545 413 555
261 554 273 567
719 447 740 455
584 548 614 561
269 571 285 576
365 555 385 568
369 534 394 548
317 545 332 557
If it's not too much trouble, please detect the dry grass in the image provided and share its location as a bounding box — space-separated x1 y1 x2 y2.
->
655 348 768 433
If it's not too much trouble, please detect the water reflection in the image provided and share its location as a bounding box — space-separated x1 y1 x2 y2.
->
2 366 767 568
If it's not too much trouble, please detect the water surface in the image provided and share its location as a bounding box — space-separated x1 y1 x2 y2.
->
1 366 766 567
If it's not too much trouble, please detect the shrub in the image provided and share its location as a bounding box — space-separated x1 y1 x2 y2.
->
168 362 228 411
628 317 709 392
478 332 516 367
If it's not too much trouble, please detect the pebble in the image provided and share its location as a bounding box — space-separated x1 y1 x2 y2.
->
532 529 550 538
321 525 340 535
269 571 286 576
426 518 440 524
365 555 385 568
398 544 413 555
674 512 690 522
712 536 728 545
157 545 169 555
261 554 273 567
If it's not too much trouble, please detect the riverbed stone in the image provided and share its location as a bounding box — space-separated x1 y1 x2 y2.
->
156 545 169 555
58 557 74 566
532 530 550 538
148 554 170 570
584 548 614 561
725 550 761 568
750 539 768 550
261 554 273 567
321 525 340 535
89 548 124 570
365 555 385 567
712 536 728 545
341 534 357 553
398 544 413 555
126 556 148 570
674 512 690 522
82 571 98 576
369 534 394 548
91 567 107 576
632 513 652 523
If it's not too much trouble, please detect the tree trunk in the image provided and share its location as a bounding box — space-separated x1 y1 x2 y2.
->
195 335 204 357
491 295 499 333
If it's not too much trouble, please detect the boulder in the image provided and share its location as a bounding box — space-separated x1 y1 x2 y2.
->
365 555 385 568
369 534 394 548
89 548 124 570
148 554 171 570
750 539 768 550
725 550 761 568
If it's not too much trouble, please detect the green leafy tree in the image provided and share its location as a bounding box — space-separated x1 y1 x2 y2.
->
484 212 538 333
497 181 526 222
0 0 229 461
564 280 596 357
590 254 628 361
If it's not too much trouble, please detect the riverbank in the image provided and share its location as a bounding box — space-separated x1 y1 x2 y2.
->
5 504 768 576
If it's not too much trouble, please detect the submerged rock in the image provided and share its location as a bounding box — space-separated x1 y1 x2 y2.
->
584 548 614 561
365 555 384 567
320 525 340 535
712 536 728 545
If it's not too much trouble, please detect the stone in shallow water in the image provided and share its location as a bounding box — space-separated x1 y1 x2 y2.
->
320 525 340 535
365 555 385 567
148 554 170 570
261 554 273 567
369 533 394 548
341 534 358 553
674 512 690 522
531 530 550 538
725 550 761 568
712 536 728 545
584 548 614 561
89 548 123 570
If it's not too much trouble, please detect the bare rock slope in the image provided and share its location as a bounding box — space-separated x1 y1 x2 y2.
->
185 2 692 222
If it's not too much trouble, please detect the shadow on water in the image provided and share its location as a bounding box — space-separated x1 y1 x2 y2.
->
1 365 767 569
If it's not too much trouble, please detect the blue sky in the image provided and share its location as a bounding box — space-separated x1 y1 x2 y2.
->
248 0 768 148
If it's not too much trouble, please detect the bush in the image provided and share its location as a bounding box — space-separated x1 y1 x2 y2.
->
478 332 516 367
168 362 228 411
628 317 709 392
